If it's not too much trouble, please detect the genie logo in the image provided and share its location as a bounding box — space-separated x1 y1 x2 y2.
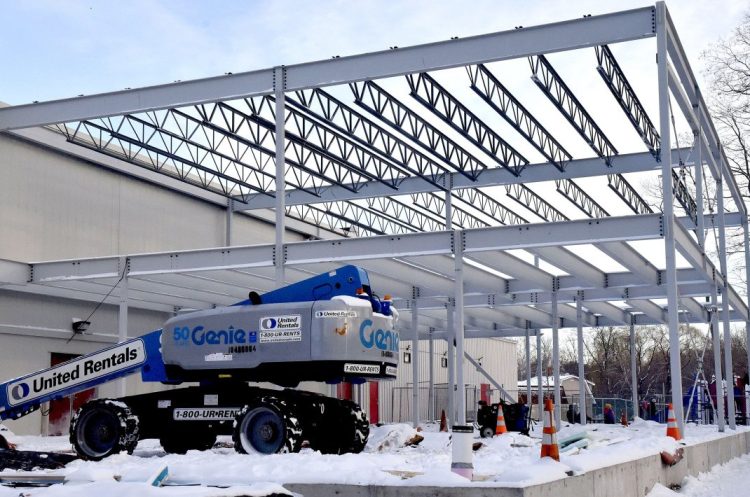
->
359 319 399 352
9 382 30 402
173 325 252 346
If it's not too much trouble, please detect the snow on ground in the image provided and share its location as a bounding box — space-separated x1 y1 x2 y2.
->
1 418 749 495
648 453 750 497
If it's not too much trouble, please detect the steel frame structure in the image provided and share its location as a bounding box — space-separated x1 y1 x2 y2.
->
1 2 749 435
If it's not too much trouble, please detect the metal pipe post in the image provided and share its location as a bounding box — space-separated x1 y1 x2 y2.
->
454 231 467 424
225 198 234 246
576 292 587 425
428 327 435 421
525 327 532 410
117 264 128 398
716 166 736 429
711 285 726 431
630 317 638 420
656 1 685 436
695 128 705 247
744 220 750 422
274 66 286 286
446 301 456 427
551 289 561 428
411 298 420 428
536 330 543 421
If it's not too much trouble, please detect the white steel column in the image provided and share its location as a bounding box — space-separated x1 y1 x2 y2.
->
225 198 234 246
551 289 561 428
525 327 532 411
536 330 543 421
744 219 750 420
711 285 726 431
576 292 587 425
656 1 685 436
695 128 705 248
411 298 420 428
446 301 456 427
630 316 638 420
716 167 736 429
428 327 435 421
454 231 467 424
117 260 128 398
274 66 286 286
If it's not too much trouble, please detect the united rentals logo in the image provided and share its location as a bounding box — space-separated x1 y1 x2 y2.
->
6 340 146 407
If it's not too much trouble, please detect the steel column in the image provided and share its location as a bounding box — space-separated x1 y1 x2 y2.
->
576 292 587 425
716 168 736 428
551 289 561 428
695 129 705 247
274 66 286 286
454 232 467 425
411 298 420 428
745 219 750 420
630 317 638 420
428 327 435 421
525 327 532 411
536 330 544 421
710 287 726 431
446 302 456 427
225 198 234 246
117 268 128 398
656 1 685 436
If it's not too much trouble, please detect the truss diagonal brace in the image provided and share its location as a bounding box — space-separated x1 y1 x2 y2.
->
529 55 618 165
595 45 660 158
506 184 568 222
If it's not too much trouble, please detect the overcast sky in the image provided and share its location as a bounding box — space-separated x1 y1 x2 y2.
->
1 0 747 105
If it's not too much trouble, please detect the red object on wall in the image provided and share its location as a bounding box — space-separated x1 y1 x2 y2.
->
480 383 490 404
337 382 352 401
369 382 379 424
48 353 96 436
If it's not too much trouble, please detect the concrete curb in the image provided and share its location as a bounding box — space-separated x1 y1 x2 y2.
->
286 430 750 497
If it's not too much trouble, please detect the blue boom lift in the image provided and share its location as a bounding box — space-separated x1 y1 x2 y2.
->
0 266 398 460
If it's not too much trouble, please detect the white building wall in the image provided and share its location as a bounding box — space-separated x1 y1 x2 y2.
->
379 336 517 423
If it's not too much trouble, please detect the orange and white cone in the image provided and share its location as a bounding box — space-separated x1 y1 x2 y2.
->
440 410 448 432
495 406 508 435
540 399 560 461
666 403 681 440
620 411 629 427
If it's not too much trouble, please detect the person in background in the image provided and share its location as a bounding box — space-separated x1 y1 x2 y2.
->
603 403 616 424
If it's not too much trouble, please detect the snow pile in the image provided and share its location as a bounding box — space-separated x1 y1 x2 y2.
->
365 424 419 452
647 453 750 496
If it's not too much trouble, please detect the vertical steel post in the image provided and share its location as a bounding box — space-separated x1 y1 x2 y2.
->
225 198 234 246
716 167 736 429
428 327 435 421
411 298 420 428
454 231 467 424
117 258 129 398
525 327 532 410
630 317 638 420
536 330 543 421
744 219 750 423
445 190 453 230
446 301 455 427
711 285 726 431
576 292 587 425
551 289 561 428
274 66 286 286
656 1 685 436
695 128 705 248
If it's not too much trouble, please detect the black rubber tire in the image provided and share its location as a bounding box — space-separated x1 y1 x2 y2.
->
313 402 369 455
480 426 495 439
232 397 302 454
70 400 139 461
160 432 216 454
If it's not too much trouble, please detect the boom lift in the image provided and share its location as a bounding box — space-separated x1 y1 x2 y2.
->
0 266 399 459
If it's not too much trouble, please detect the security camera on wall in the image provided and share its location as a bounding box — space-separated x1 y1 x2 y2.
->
71 318 91 334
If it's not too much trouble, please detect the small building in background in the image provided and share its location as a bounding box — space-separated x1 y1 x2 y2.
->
517 374 595 421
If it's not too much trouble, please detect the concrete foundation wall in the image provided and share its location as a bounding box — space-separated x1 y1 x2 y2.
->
286 430 750 497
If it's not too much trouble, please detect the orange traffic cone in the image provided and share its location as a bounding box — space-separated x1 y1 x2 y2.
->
439 410 448 432
540 399 560 461
495 406 508 435
666 403 681 440
620 411 629 427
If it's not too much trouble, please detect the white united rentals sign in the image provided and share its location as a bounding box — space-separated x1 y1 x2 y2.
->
6 339 146 406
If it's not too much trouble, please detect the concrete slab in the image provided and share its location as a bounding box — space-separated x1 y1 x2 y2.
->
285 484 524 497
524 473 593 497
687 442 710 475
591 460 638 497
635 454 665 497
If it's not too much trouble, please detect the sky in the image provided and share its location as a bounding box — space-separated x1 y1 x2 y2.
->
0 0 747 105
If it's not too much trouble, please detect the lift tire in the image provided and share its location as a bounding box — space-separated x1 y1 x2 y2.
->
70 400 139 461
232 397 302 454
480 426 495 439
160 432 217 454
312 402 369 455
